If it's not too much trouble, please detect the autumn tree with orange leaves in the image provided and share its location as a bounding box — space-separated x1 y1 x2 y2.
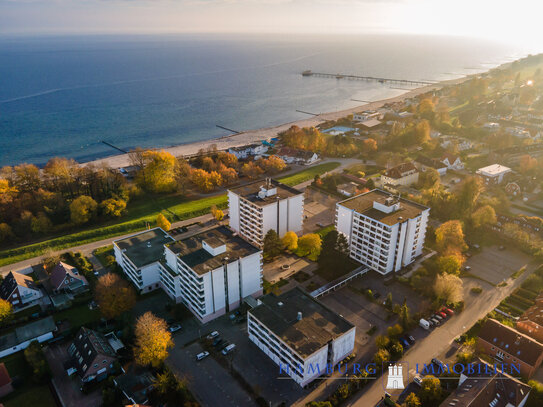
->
134 312 173 367
94 273 136 319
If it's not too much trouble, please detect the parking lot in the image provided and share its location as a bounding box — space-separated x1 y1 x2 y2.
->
464 245 534 286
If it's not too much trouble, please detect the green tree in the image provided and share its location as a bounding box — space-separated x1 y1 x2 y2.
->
404 392 421 407
30 212 52 234
0 299 13 327
399 301 411 329
419 375 442 404
389 340 404 359
375 335 390 349
297 233 322 261
70 195 98 224
263 229 282 261
414 120 431 144
436 254 463 275
385 293 393 310
455 176 483 216
387 324 403 338
435 220 467 255
0 223 14 243
24 341 51 384
434 273 463 304
373 348 391 367
471 205 497 228
136 150 179 193
100 198 127 218
318 230 349 273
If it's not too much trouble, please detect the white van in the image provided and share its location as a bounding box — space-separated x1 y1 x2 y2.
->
419 318 430 330
222 344 236 355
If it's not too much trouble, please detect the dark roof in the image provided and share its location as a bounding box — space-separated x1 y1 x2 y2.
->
114 228 175 268
228 178 303 207
0 316 56 352
0 272 37 300
277 147 316 160
249 287 354 358
70 327 117 378
439 359 531 407
114 366 154 405
338 189 429 226
166 226 260 275
50 262 88 290
0 363 11 387
478 319 543 366
384 162 418 179
416 155 448 169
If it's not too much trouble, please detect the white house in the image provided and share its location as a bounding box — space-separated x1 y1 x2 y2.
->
0 317 56 358
276 148 319 165
381 162 419 187
228 178 304 248
335 189 430 275
440 153 464 170
476 164 512 185
163 226 263 323
0 271 43 308
353 110 380 122
228 143 268 159
248 287 355 387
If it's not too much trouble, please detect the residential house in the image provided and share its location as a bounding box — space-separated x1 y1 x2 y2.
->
335 189 429 275
516 293 543 343
50 262 88 294
0 271 43 308
381 162 419 187
114 366 155 405
477 318 543 379
228 178 304 247
337 182 360 197
0 364 13 398
228 143 268 159
248 287 355 387
415 156 448 176
0 316 56 358
67 327 118 383
440 153 464 170
353 110 380 122
276 148 319 165
476 164 512 185
438 358 531 407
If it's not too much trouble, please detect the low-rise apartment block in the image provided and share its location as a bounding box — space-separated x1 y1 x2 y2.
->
476 164 512 185
335 189 429 274
248 287 355 387
381 162 419 187
477 318 543 379
228 178 304 247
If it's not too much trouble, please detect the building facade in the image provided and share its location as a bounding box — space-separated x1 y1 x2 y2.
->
476 164 512 185
381 162 419 187
0 271 43 308
248 288 355 387
335 189 429 275
228 179 304 247
164 226 263 323
516 294 543 343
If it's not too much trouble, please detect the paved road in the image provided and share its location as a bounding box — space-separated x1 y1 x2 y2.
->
347 266 537 407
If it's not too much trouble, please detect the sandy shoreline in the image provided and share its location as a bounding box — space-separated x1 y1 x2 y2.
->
87 76 468 169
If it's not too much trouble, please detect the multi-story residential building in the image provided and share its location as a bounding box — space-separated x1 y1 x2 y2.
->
439 358 531 407
381 162 419 187
476 164 512 185
67 327 118 383
164 226 263 323
516 293 543 343
114 226 263 323
228 178 304 247
248 287 355 387
228 143 268 159
276 148 319 165
477 318 543 379
0 271 43 308
113 228 175 294
335 189 429 275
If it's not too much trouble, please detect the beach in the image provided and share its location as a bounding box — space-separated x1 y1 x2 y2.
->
87 76 467 169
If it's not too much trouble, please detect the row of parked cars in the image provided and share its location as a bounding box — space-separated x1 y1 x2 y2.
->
419 307 454 330
196 330 237 361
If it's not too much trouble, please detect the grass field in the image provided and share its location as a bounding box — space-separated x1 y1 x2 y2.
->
0 162 340 267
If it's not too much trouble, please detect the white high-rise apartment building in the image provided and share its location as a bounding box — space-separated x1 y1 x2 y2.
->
248 287 355 387
114 226 263 323
228 178 304 247
335 189 429 275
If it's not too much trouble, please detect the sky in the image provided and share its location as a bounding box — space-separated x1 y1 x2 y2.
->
0 0 542 46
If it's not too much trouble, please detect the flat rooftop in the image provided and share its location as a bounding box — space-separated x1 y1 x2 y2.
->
114 228 175 268
228 178 303 207
477 163 511 176
338 189 429 226
166 226 260 275
249 287 354 358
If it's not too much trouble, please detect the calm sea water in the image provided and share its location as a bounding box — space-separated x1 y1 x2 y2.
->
0 34 536 166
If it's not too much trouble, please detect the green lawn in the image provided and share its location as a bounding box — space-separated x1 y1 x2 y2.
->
54 303 101 329
0 162 339 267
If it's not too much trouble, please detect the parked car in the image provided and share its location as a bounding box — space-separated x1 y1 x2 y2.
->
419 319 430 330
437 311 447 319
464 265 471 271
212 337 222 346
442 307 454 316
401 338 410 349
207 331 219 339
413 375 423 387
433 314 443 321
196 351 209 361
430 318 440 326
222 344 236 355
432 358 444 367
407 335 416 345
168 323 182 333
214 339 225 348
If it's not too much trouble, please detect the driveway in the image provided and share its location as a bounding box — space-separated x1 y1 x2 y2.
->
45 343 102 407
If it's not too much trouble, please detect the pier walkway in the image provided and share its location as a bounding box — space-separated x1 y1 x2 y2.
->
301 70 435 86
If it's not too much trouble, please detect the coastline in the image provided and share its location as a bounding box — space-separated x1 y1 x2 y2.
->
87 75 470 169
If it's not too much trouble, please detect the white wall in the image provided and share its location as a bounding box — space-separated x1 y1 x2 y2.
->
228 191 240 233
262 204 277 239
239 252 263 298
330 328 356 365
288 194 304 234
301 346 329 386
278 199 288 237
0 331 54 359
336 205 354 243
211 267 226 313
139 263 161 291
226 261 241 306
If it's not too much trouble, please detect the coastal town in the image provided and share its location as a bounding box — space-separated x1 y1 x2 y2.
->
0 52 543 407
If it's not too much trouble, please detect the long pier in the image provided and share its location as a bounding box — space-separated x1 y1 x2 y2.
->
101 141 128 154
301 70 436 86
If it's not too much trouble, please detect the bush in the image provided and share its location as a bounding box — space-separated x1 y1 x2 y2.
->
470 287 483 294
